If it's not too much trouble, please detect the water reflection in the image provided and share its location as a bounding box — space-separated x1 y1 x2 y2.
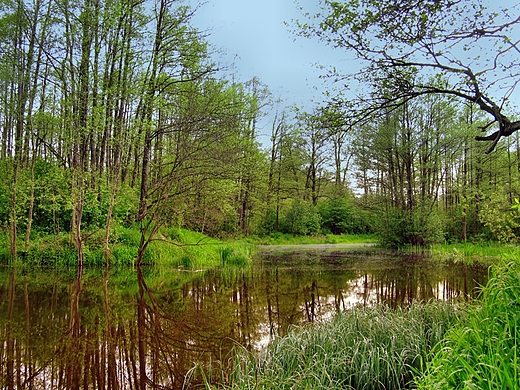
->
0 249 488 389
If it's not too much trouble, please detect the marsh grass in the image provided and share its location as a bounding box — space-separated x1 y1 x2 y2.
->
417 256 520 389
217 301 460 390
429 241 519 262
219 246 252 266
244 233 378 246
4 227 253 267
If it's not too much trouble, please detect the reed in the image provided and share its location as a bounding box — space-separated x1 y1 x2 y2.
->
219 245 252 266
244 233 378 246
429 241 518 262
223 301 460 390
6 227 254 267
416 256 520 389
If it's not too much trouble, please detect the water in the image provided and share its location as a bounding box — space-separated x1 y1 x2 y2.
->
0 246 488 389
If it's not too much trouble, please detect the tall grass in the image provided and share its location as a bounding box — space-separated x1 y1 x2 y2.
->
221 301 460 390
244 233 378 246
3 227 253 268
429 241 519 262
416 256 520 389
219 245 252 266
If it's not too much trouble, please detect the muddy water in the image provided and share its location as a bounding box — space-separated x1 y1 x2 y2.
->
0 247 488 389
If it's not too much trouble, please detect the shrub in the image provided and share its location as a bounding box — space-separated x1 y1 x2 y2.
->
479 194 520 243
280 199 321 236
376 208 445 249
318 197 373 235
317 197 352 234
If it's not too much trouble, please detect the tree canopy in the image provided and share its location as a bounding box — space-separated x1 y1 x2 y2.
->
297 0 520 153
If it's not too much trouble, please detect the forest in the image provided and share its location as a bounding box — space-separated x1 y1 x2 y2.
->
1 0 520 265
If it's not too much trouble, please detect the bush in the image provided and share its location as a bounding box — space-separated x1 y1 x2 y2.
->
376 208 445 249
279 199 321 236
318 197 373 235
318 197 352 234
478 194 520 243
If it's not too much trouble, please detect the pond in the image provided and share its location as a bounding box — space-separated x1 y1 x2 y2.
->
0 246 488 389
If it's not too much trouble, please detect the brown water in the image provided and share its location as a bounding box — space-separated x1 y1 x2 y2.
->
0 247 489 389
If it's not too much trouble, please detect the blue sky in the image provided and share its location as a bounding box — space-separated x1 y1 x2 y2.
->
186 0 520 142
186 0 346 127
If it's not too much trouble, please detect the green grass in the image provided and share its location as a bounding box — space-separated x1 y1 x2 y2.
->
416 255 520 389
243 233 378 246
429 241 519 262
218 245 253 267
2 227 254 268
205 301 461 390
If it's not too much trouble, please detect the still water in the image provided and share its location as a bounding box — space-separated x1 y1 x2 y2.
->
0 246 488 389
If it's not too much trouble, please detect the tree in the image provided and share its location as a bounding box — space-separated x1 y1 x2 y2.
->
297 0 520 153
0 0 278 263
348 94 470 247
296 110 331 206
235 77 271 236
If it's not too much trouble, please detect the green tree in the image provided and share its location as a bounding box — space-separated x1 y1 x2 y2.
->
297 0 520 153
350 95 465 247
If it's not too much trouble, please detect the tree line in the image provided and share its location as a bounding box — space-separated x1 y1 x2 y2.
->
1 0 519 265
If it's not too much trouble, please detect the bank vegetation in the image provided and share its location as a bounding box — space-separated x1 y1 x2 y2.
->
2 0 520 267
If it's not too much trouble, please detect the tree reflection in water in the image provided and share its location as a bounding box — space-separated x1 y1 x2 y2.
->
0 251 488 389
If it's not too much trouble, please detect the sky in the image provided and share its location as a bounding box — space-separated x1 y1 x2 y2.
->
185 0 520 142
185 0 348 137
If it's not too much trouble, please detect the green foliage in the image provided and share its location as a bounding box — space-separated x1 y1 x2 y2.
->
0 232 10 264
219 245 252 267
257 208 278 235
479 193 520 243
7 226 252 268
226 302 460 390
183 180 240 238
31 161 72 235
317 197 352 234
243 232 377 245
376 208 445 249
0 160 11 228
318 197 372 235
279 199 321 236
430 241 518 262
417 256 520 389
18 235 78 266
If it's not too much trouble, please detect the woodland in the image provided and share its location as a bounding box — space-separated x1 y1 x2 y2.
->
1 0 520 265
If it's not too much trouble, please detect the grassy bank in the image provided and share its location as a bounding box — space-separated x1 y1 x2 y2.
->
0 227 253 267
416 255 520 389
429 241 519 262
242 233 378 246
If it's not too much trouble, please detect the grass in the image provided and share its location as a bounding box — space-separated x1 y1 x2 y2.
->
243 233 378 246
416 255 520 389
429 241 519 263
2 226 254 268
203 301 461 390
218 245 253 267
